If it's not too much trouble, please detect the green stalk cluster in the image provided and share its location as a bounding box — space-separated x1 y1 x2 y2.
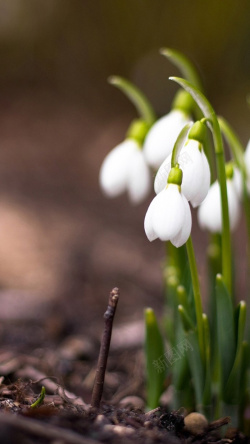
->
108 49 250 431
144 51 250 430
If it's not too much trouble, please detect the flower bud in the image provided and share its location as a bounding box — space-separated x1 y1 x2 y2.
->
188 120 207 145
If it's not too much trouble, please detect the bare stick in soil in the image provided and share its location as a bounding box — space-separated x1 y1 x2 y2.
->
91 287 119 408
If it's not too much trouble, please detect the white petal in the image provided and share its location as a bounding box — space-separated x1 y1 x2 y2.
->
245 139 250 177
227 181 241 231
232 167 243 200
190 149 211 207
128 149 152 204
99 140 135 198
197 181 222 232
152 184 185 241
143 110 191 169
179 140 204 202
154 154 172 194
144 196 158 241
198 179 241 233
171 194 192 247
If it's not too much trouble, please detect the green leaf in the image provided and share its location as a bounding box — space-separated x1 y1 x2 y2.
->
176 285 189 312
178 305 195 332
108 76 156 125
30 386 46 408
161 48 203 91
169 77 213 123
218 116 250 250
202 314 212 411
225 301 246 404
144 308 165 409
185 330 205 410
215 274 236 395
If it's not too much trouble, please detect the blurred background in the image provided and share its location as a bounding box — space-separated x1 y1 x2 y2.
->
0 0 249 328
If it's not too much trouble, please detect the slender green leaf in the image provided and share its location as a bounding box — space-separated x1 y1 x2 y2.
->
185 330 205 410
202 314 212 412
225 302 246 404
169 77 213 123
176 286 189 312
178 305 195 332
215 274 236 395
144 308 165 409
161 48 203 91
108 76 156 125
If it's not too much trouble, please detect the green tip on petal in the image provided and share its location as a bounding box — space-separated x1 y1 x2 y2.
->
126 119 150 145
225 162 234 180
172 90 194 115
188 120 207 144
167 165 183 186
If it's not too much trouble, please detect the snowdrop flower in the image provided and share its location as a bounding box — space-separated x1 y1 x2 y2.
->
197 177 241 233
144 167 192 247
155 121 210 208
244 139 250 193
143 91 193 169
99 138 151 205
245 139 250 174
228 164 243 199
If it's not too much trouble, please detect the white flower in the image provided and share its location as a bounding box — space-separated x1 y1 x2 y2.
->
197 179 241 233
143 110 191 169
99 139 151 204
144 184 192 247
244 139 250 193
154 140 210 208
232 166 243 199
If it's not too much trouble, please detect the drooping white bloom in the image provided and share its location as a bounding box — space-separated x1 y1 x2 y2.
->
245 139 250 174
197 179 241 233
232 166 243 199
143 110 191 169
244 139 250 193
99 139 151 204
154 140 210 208
144 184 192 247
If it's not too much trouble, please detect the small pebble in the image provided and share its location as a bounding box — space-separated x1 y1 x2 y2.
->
58 335 95 360
94 414 110 426
159 385 174 406
119 396 145 410
184 412 208 435
103 424 134 436
113 425 135 436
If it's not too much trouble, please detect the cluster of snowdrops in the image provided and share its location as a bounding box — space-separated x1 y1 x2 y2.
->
100 90 248 243
98 50 250 431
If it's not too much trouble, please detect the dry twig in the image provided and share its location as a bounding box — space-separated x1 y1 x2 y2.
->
91 287 119 408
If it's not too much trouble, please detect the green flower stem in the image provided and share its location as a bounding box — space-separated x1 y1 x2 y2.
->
108 76 156 126
170 77 232 295
186 236 205 363
218 117 250 244
160 48 203 92
218 117 246 172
